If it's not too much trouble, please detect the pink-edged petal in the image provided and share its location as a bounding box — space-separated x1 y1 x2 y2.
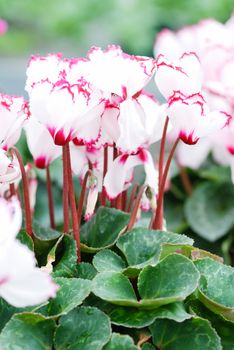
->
25 119 61 168
0 149 10 175
104 153 143 199
104 149 158 199
26 53 62 94
155 53 202 99
87 45 156 98
154 28 182 60
195 111 230 139
100 104 120 145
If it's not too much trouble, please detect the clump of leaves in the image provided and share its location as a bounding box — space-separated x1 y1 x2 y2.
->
1 207 233 349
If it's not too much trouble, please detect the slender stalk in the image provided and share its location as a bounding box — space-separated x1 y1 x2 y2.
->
77 170 91 227
122 190 127 211
126 186 145 231
46 166 56 229
115 194 122 210
65 143 81 262
127 184 139 212
157 116 169 231
62 145 69 233
11 147 33 236
9 183 16 197
152 137 180 230
111 144 119 208
158 116 169 187
178 164 193 196
100 145 108 206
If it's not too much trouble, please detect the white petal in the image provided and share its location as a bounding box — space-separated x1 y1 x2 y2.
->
177 138 211 169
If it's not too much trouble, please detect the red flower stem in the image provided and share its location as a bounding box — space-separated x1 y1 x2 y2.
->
9 183 16 197
100 145 108 206
62 145 69 233
77 170 91 227
111 144 119 208
11 147 33 237
157 116 169 231
65 143 81 263
152 137 180 230
46 166 56 229
126 186 145 231
116 194 122 210
122 190 127 211
127 184 139 212
178 164 193 196
158 116 169 187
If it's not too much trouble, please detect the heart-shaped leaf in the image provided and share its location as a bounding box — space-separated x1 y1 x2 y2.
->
41 277 92 317
194 258 234 321
149 317 222 350
93 250 127 273
76 262 97 280
92 272 138 306
138 254 199 308
116 228 193 273
0 313 55 350
185 182 234 241
103 333 139 350
53 235 77 278
80 207 130 253
54 307 111 350
99 302 191 328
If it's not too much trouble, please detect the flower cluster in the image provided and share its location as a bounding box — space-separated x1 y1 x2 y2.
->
0 37 233 306
155 13 234 177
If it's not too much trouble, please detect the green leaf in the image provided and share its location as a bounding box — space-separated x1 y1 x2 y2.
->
54 307 111 350
0 299 18 332
149 317 222 350
0 313 55 350
42 278 91 317
141 344 154 350
93 250 127 272
103 333 139 350
80 207 130 253
116 228 193 271
17 230 34 251
92 272 138 306
185 182 234 241
194 258 234 321
189 300 234 350
137 254 199 308
53 235 77 278
33 220 62 241
100 302 191 328
76 262 97 280
199 165 231 183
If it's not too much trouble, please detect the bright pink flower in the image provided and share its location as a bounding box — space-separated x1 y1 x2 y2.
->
167 92 230 145
0 93 28 150
155 53 202 100
0 19 8 36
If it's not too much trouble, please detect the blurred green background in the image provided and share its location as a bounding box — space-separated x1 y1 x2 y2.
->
1 0 234 96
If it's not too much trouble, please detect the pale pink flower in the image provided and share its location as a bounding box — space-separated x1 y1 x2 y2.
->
0 93 28 150
104 149 158 199
25 118 61 168
167 92 230 145
0 149 21 187
155 52 202 100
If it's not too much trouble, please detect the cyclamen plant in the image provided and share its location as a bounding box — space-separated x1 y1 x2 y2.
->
0 37 234 349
